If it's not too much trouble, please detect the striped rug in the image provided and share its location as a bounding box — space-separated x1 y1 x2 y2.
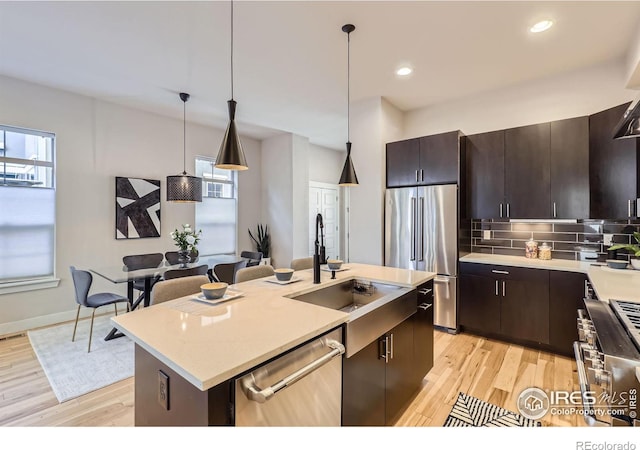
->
444 392 542 427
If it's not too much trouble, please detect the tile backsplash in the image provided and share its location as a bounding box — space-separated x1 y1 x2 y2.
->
471 219 640 262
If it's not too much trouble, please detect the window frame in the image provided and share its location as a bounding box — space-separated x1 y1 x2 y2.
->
0 124 59 294
195 156 238 256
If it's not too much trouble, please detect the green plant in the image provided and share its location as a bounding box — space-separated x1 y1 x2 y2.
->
248 223 270 258
608 231 640 257
170 224 202 252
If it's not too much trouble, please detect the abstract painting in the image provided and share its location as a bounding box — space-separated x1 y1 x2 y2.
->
115 177 161 239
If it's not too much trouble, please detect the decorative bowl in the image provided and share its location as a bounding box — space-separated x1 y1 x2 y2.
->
200 282 228 299
327 259 343 270
274 268 294 282
606 259 628 270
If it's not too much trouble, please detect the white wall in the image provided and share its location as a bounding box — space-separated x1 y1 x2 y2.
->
404 60 637 138
0 74 261 335
308 144 343 185
291 134 309 261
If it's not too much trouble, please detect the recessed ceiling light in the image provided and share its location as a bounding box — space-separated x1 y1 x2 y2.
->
396 66 413 76
530 20 553 33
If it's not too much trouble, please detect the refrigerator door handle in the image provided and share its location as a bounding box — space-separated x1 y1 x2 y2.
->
418 196 425 261
410 197 416 261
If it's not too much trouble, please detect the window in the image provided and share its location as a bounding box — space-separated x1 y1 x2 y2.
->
195 157 237 255
0 125 56 285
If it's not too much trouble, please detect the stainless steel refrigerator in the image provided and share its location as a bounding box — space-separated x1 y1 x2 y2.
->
384 184 458 332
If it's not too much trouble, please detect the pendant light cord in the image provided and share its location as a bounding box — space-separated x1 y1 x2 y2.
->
230 0 234 100
183 97 186 174
347 30 350 145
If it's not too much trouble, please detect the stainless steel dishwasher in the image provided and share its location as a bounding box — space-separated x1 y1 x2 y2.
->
234 328 344 426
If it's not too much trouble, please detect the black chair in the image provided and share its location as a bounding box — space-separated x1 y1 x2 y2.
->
70 266 130 352
212 260 248 284
240 251 262 267
163 264 209 280
122 253 164 305
165 250 199 265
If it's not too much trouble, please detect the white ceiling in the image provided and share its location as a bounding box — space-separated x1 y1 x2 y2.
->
1 1 640 149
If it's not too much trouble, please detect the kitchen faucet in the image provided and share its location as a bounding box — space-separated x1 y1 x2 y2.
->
314 213 326 284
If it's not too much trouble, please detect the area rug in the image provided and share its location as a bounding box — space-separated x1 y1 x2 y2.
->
444 392 542 427
27 315 134 403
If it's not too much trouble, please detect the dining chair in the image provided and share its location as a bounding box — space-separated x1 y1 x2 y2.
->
213 260 248 284
152 275 209 305
165 250 199 265
122 253 164 305
69 266 130 352
290 256 313 271
235 264 275 283
240 251 262 267
163 264 209 280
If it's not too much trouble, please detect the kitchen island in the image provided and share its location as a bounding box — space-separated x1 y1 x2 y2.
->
111 263 435 426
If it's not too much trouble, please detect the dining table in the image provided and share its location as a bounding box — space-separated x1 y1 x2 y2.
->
90 254 246 341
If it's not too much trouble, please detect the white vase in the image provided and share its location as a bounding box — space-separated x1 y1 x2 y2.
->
630 258 640 270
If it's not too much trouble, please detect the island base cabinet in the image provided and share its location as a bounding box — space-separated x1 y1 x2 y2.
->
342 314 418 426
412 281 434 386
134 345 232 426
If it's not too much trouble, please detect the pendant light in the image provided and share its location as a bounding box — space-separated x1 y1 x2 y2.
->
338 24 359 187
215 0 248 171
167 92 203 202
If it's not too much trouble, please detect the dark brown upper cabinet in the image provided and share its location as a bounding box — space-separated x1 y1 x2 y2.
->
550 117 589 219
589 102 640 219
466 130 505 219
386 131 461 187
466 117 590 220
504 123 551 219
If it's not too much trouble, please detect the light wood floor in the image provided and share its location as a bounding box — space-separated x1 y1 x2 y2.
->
0 328 583 426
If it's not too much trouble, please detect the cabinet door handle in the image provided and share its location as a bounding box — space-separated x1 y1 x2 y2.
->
491 269 509 275
502 281 506 297
419 288 432 295
629 199 634 218
389 333 394 360
418 302 432 310
553 202 557 218
500 203 503 218
379 337 388 363
506 203 510 218
495 279 499 296
416 170 420 183
421 169 424 182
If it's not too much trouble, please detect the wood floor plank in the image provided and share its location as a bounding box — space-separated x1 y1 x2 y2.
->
493 345 524 392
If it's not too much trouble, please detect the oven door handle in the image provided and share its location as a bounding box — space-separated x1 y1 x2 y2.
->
573 341 608 427
240 339 345 403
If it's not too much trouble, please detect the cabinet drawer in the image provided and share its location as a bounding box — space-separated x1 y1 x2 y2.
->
460 262 548 281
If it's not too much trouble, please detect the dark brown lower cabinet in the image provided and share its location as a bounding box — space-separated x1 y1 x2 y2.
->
342 312 422 426
460 262 588 355
499 267 549 344
459 271 501 335
549 270 587 356
412 281 434 387
459 262 550 346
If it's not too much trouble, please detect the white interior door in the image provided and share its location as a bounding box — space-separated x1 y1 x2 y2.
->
309 183 340 260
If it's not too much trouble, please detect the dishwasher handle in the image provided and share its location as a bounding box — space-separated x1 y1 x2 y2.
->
241 339 345 404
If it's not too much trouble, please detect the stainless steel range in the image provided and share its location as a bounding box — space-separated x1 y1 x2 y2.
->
574 286 640 427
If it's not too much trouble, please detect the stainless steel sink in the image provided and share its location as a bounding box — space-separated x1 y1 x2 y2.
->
287 279 415 357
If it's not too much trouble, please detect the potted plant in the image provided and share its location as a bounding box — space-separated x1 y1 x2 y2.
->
248 223 271 265
171 224 202 267
607 231 640 269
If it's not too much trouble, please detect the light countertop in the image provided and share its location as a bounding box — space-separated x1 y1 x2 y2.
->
111 263 435 391
460 253 640 304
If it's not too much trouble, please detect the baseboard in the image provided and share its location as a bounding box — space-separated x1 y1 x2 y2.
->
0 305 127 338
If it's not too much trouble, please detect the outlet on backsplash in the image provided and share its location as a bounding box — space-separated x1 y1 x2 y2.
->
604 234 613 246
483 230 491 240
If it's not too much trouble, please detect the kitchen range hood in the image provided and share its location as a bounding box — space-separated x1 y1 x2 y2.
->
613 98 640 139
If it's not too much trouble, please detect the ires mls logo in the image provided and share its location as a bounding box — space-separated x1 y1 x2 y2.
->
517 387 638 421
